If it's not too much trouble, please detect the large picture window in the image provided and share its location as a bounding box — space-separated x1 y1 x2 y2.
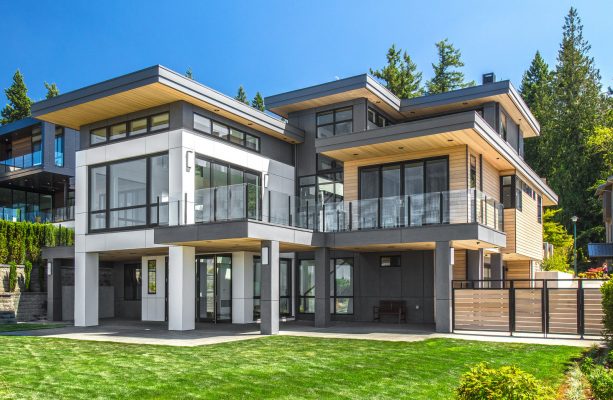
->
193 113 260 152
298 260 315 313
88 153 169 231
253 257 292 319
330 258 353 314
316 107 353 138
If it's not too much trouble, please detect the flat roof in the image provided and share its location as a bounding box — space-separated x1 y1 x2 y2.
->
31 65 304 144
0 117 41 137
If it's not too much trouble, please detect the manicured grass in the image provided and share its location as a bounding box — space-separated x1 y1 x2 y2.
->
0 336 581 399
0 323 65 332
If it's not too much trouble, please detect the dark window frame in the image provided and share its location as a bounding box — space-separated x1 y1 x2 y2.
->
297 259 316 314
367 106 391 129
124 263 142 301
380 255 401 268
253 256 292 320
147 259 157 294
330 257 354 315
537 195 542 224
88 112 170 147
87 152 169 233
192 112 261 153
316 106 353 138
54 127 65 167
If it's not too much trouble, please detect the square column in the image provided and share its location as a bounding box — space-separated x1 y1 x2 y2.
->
315 247 330 328
74 252 99 327
490 253 504 288
434 242 453 333
260 241 280 335
232 252 255 324
168 246 196 331
47 259 62 321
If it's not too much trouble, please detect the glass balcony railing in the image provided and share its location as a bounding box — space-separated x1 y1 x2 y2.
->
162 184 503 233
0 150 43 173
0 205 74 223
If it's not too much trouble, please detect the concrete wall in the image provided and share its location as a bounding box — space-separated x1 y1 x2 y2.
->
141 256 166 321
0 292 47 321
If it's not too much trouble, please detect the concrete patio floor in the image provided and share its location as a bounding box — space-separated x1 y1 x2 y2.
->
1 319 602 348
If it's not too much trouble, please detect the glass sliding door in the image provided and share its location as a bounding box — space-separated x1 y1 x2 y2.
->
424 159 448 224
381 165 401 227
212 163 229 221
196 255 232 322
253 257 293 319
405 162 424 226
359 167 379 229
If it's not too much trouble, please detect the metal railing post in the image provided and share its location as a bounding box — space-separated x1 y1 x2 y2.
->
484 195 488 226
157 196 160 225
439 192 444 223
348 201 353 231
288 195 292 226
213 188 218 222
407 195 411 227
306 200 310 229
184 193 188 225
268 191 272 223
322 203 326 232
244 184 248 220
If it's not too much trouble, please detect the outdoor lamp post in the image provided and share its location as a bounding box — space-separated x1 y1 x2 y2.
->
571 215 578 276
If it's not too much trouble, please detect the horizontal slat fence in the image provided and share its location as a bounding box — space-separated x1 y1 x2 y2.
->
452 279 606 338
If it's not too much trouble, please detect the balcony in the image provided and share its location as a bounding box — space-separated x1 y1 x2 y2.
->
164 184 503 233
0 205 74 223
0 150 43 173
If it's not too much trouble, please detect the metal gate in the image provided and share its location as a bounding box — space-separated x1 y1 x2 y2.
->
452 279 606 338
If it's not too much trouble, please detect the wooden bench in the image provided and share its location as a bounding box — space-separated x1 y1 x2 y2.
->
373 300 407 323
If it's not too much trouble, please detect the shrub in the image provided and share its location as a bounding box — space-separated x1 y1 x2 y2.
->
456 363 556 400
581 356 613 400
601 280 613 344
8 261 17 292
24 260 32 291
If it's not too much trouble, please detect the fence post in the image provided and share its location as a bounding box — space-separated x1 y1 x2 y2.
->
578 279 584 339
543 280 548 337
509 280 515 335
451 283 456 332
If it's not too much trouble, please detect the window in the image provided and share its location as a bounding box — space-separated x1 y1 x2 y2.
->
516 178 523 211
317 155 343 171
330 258 353 314
316 107 353 138
124 264 141 301
88 153 169 231
537 195 542 224
31 133 42 166
253 257 292 319
147 260 156 294
367 107 390 129
380 255 401 268
193 113 261 152
54 127 64 167
89 112 170 145
470 155 477 190
501 175 514 209
518 129 525 158
500 112 508 140
298 260 315 313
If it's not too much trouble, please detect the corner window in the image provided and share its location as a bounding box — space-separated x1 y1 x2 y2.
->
380 255 400 268
500 112 508 140
109 123 127 141
147 260 157 294
54 127 64 167
129 118 148 136
330 258 353 314
500 175 522 211
316 107 353 138
150 113 169 132
193 113 261 152
253 257 292 319
89 112 170 145
298 260 315 313
367 107 390 129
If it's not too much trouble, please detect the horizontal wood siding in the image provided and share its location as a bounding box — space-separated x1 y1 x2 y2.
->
453 249 466 281
505 260 532 286
515 190 543 260
11 136 32 157
482 159 500 201
502 209 516 253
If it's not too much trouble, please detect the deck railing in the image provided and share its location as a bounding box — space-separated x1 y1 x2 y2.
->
0 150 43 173
0 205 74 223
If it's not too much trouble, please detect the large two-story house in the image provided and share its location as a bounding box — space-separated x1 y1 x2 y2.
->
31 66 556 333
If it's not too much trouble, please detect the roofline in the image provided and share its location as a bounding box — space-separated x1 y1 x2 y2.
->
265 74 400 115
0 117 42 136
31 65 304 141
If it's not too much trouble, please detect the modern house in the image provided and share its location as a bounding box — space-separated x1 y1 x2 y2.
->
30 65 557 333
0 117 78 224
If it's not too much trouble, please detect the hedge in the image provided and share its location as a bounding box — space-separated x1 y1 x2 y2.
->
0 220 73 265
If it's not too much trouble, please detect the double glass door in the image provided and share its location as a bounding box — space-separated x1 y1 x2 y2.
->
196 255 232 322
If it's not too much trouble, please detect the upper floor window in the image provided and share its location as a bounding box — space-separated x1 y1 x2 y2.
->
518 129 525 158
316 107 352 138
367 107 390 129
500 175 523 211
54 127 64 167
537 195 542 224
89 112 169 146
499 112 508 141
317 155 343 172
193 113 260 152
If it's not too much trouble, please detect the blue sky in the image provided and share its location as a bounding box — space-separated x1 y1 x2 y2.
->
0 0 611 104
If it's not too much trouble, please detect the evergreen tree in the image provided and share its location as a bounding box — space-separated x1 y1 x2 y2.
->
251 92 265 111
520 51 554 176
44 82 59 99
426 39 475 94
370 44 423 98
235 85 249 104
185 67 193 79
1 70 32 125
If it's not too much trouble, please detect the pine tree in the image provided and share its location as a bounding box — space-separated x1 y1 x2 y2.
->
1 70 32 124
520 51 554 176
370 44 423 98
251 92 265 111
44 82 60 99
426 39 475 94
185 67 193 79
235 86 249 104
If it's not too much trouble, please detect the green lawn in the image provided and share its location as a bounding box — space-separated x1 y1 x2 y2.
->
0 323 65 332
0 336 581 399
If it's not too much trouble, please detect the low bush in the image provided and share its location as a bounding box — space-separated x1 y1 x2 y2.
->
456 363 556 400
24 260 32 291
581 356 613 400
602 280 613 344
8 261 17 292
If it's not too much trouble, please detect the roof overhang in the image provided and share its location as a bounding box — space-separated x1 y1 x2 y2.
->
265 74 403 119
316 111 557 206
0 117 41 137
400 81 540 138
31 65 304 144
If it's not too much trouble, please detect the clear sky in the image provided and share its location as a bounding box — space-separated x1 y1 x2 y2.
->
0 0 611 104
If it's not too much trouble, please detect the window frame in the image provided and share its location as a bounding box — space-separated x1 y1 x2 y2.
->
253 257 292 319
537 195 542 224
147 260 157 295
330 258 354 315
87 152 169 233
89 112 170 147
54 127 65 167
192 112 261 153
367 106 391 129
123 263 142 301
316 106 353 138
297 259 316 314
380 255 401 268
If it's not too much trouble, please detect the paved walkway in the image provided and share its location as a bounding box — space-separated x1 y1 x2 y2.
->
2 320 602 348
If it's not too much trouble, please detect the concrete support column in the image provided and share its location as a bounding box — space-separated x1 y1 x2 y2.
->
490 253 504 288
260 241 280 334
168 246 195 331
74 252 99 327
232 252 255 324
46 259 62 321
466 249 484 287
315 247 330 328
434 242 453 333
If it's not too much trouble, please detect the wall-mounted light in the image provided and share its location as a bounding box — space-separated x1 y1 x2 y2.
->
186 150 194 172
47 261 52 276
263 174 269 188
261 246 269 265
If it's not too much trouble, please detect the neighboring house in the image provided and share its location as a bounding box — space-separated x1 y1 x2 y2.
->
30 65 557 334
588 177 613 264
0 117 78 224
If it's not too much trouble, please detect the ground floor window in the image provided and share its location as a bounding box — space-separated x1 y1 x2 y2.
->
330 258 354 314
124 263 142 301
298 260 315 313
253 257 292 319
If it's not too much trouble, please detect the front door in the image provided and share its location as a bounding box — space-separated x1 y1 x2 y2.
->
196 255 232 322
